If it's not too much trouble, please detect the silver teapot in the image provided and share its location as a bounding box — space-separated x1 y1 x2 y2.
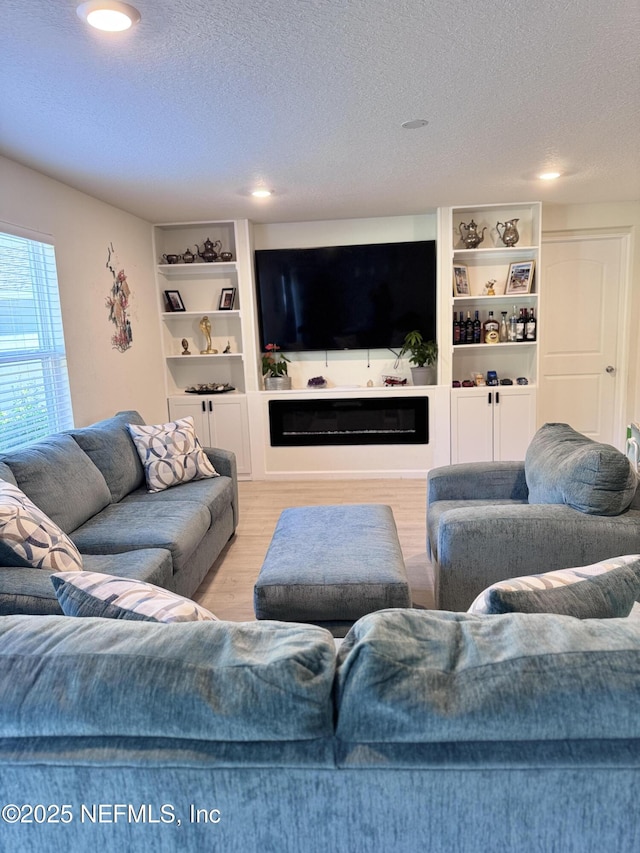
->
459 219 486 249
496 219 520 247
196 238 222 263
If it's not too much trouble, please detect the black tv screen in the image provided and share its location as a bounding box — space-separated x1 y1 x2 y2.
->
255 240 436 352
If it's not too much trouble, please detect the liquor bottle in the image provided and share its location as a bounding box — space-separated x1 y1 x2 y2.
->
516 308 525 341
499 311 508 342
465 311 474 345
525 307 537 341
473 310 482 344
453 311 461 345
483 310 500 344
508 304 518 342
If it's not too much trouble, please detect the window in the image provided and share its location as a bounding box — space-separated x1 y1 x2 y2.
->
0 229 74 452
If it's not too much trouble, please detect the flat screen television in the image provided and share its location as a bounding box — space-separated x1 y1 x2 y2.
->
254 240 436 352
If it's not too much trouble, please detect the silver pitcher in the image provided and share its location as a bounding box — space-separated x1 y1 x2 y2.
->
496 219 520 247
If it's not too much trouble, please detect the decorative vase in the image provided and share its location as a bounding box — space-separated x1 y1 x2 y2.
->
264 375 292 391
410 366 436 386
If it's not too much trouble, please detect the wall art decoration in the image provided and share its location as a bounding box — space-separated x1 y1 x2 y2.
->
105 243 133 352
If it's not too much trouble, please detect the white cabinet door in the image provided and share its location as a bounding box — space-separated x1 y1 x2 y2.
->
451 388 494 463
167 396 213 445
493 387 536 461
209 395 251 475
451 387 536 463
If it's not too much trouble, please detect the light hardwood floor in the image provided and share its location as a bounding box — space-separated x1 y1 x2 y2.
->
194 479 436 621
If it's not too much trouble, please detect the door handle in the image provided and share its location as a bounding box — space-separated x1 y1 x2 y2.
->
606 365 616 374
209 400 213 412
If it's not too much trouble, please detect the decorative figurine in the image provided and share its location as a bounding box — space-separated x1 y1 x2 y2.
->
181 338 191 355
223 340 231 353
199 316 218 354
483 279 497 295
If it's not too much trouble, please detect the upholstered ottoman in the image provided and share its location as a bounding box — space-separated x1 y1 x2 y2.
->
254 504 411 635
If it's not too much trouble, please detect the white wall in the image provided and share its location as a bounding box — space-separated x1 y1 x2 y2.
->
542 202 640 426
0 156 166 427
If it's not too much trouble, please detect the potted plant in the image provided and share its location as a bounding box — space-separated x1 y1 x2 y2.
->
400 330 438 385
262 343 292 390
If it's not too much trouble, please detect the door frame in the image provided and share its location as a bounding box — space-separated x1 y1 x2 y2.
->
541 227 633 450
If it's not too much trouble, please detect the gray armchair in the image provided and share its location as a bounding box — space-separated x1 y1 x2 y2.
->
427 425 640 612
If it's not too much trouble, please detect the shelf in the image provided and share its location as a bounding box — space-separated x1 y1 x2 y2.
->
453 294 537 304
453 342 536 351
166 353 243 360
162 310 241 319
452 246 537 256
157 262 237 277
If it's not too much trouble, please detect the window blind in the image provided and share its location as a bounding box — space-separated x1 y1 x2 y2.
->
0 230 74 452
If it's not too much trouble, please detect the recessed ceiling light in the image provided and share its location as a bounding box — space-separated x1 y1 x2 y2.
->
251 189 273 198
401 119 429 129
538 171 562 181
77 1 141 32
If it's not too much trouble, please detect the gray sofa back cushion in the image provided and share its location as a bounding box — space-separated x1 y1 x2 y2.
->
335 609 640 744
525 422 638 515
0 461 17 486
70 410 146 503
1 434 111 533
0 616 336 742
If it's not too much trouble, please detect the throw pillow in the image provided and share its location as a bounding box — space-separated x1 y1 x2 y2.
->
51 571 219 622
525 422 638 515
468 554 640 619
127 416 218 493
0 481 83 572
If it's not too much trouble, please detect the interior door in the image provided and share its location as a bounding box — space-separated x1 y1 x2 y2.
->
540 232 629 446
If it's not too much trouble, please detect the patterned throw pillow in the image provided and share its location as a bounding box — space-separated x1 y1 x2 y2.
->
51 571 219 622
468 555 640 619
127 416 218 492
0 481 83 571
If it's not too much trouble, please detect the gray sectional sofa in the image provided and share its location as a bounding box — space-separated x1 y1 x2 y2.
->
0 411 238 615
0 606 639 852
428 423 640 611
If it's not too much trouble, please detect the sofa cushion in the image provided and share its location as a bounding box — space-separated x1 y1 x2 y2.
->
120 474 234 529
52 571 218 622
0 461 17 486
335 609 640 743
127 416 218 493
0 481 83 572
0 615 336 741
468 555 640 618
1 434 112 533
70 500 211 575
69 410 145 502
525 422 638 515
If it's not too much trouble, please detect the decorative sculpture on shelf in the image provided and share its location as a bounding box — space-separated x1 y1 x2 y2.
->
458 219 486 248
199 316 217 354
181 338 191 355
496 219 520 247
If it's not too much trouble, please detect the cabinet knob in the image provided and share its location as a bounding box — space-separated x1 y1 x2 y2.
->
606 365 616 374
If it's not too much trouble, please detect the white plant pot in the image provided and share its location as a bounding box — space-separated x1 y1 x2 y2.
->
410 365 436 386
264 376 292 391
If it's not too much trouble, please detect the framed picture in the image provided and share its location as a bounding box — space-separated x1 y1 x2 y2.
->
164 290 185 312
219 287 236 310
505 261 535 295
453 264 470 296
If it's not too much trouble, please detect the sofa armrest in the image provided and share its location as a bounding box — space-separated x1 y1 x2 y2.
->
436 504 640 611
204 447 239 528
427 462 528 504
0 567 62 615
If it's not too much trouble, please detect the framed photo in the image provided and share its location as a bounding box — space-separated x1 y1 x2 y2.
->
453 264 470 296
164 290 185 312
505 261 535 295
218 287 236 310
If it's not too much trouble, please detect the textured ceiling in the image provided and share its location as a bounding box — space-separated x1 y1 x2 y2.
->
1 0 639 223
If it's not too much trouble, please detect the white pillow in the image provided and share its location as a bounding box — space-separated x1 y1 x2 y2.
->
51 571 219 622
468 555 640 615
127 416 218 492
0 480 83 572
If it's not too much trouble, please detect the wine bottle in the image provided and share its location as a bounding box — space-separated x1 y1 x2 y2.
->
516 308 525 341
473 310 482 344
526 307 537 341
465 311 474 345
453 312 461 345
499 311 508 342
483 310 500 344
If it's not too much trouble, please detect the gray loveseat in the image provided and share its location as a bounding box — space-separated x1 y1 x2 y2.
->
428 423 640 611
0 411 238 615
0 606 638 852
